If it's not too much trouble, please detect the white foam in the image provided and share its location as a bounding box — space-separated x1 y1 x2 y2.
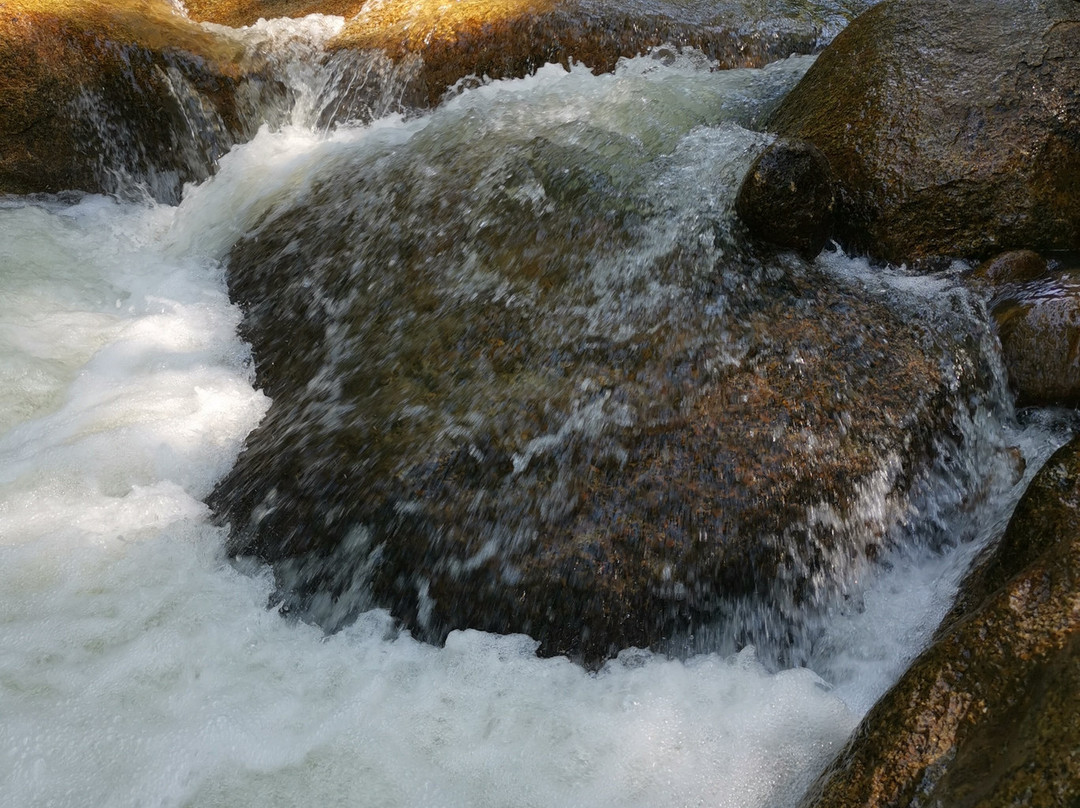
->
0 174 855 808
0 55 1051 808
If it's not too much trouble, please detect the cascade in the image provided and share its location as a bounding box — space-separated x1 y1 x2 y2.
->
1 7 1074 807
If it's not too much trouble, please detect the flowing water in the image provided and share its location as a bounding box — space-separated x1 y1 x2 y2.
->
1 13 1075 808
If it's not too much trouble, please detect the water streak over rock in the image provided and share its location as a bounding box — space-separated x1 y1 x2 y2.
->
0 0 279 201
992 263 1080 407
184 0 871 107
800 433 1080 808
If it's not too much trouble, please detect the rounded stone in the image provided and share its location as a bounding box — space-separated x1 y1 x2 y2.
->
770 0 1080 264
735 138 836 260
994 270 1080 407
970 249 1048 287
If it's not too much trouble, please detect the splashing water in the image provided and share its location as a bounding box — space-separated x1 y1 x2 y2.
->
0 22 1071 808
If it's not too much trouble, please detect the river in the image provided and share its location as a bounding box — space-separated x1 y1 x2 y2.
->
0 13 1072 808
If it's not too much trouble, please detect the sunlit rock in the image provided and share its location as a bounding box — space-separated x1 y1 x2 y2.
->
181 0 362 27
769 0 1080 264
0 0 271 200
801 434 1080 808
208 79 1006 663
735 138 836 259
183 0 852 108
969 250 1048 288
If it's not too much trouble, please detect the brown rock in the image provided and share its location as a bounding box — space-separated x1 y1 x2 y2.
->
331 0 828 106
769 0 1080 264
181 0 362 28
800 434 1080 808
970 250 1048 287
994 268 1080 407
207 95 999 664
183 0 834 109
735 138 836 259
0 0 265 200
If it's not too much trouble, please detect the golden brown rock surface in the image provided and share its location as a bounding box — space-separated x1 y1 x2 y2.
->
331 0 821 105
181 0 362 27
182 0 827 107
0 0 256 198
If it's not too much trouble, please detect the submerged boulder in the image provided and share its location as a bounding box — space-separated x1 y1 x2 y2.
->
0 0 270 201
183 0 843 108
769 0 1080 264
800 434 1080 808
208 77 1003 663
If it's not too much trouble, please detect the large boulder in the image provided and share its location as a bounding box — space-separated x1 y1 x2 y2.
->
800 434 1080 808
0 0 271 201
768 0 1080 264
183 0 856 108
208 77 1005 664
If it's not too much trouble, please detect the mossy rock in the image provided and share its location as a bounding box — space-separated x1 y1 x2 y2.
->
0 0 268 200
800 435 1080 808
770 0 1080 264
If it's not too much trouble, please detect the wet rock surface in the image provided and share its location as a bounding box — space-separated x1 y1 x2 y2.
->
0 0 272 201
331 0 828 107
992 262 1080 407
800 434 1080 808
769 0 1080 264
182 0 363 27
970 250 1048 288
183 0 865 108
735 138 835 259
208 73 1002 663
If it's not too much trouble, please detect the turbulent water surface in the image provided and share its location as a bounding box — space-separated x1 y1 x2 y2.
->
1 15 1073 808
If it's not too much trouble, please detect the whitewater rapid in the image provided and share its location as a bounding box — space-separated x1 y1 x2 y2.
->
1 51 1069 808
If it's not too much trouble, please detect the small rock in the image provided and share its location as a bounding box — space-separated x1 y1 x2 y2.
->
970 249 1048 287
735 138 836 260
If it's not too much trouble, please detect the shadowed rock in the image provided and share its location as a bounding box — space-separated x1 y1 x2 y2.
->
769 0 1080 264
992 263 1080 407
800 434 1080 808
970 250 1048 287
735 137 836 259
